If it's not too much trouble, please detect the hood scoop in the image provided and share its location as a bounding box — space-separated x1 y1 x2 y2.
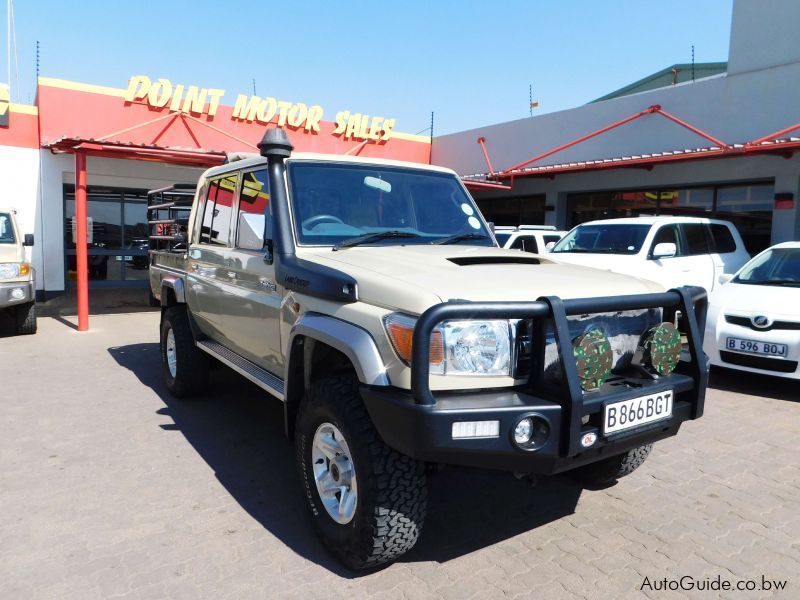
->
448 256 541 266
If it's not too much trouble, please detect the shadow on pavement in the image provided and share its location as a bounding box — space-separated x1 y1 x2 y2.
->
709 366 797 402
108 342 583 574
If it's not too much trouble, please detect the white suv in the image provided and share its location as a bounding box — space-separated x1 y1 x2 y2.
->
550 216 751 292
493 225 566 254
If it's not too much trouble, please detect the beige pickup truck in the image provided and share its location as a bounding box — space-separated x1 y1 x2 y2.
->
0 208 36 335
149 129 709 570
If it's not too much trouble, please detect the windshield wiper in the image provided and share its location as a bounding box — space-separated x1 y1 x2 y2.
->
333 230 421 250
432 232 490 245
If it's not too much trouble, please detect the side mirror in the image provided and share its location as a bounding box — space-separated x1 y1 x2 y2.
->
545 241 556 252
652 242 676 259
23 234 34 246
238 213 266 250
718 273 733 285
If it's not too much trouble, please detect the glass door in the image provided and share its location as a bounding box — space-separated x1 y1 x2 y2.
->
64 185 150 288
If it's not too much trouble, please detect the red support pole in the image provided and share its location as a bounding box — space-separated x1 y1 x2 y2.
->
747 122 800 146
75 151 89 332
654 108 729 148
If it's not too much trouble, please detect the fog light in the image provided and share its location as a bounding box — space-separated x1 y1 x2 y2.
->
639 322 681 375
10 287 24 300
513 418 533 445
452 420 500 439
511 415 550 451
573 328 613 391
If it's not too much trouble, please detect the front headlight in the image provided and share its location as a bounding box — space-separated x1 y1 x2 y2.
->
383 313 512 376
441 320 511 375
0 263 25 279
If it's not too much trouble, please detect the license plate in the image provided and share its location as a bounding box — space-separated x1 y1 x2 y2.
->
603 390 673 435
725 337 787 357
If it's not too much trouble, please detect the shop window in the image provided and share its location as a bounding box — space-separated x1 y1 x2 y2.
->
474 195 545 226
716 184 773 255
201 174 238 246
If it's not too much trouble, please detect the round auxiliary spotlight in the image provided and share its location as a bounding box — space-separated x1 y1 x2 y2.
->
640 322 682 375
572 328 613 391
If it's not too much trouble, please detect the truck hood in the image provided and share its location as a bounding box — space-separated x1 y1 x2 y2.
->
301 245 663 314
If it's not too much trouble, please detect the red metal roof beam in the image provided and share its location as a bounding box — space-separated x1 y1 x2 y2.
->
477 136 496 176
747 122 800 146
499 105 661 175
653 107 729 149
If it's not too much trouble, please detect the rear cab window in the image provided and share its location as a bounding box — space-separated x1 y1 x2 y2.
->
680 224 711 256
509 235 538 253
199 173 239 246
709 224 736 254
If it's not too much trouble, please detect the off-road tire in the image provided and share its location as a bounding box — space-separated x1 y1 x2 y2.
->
295 374 427 570
160 306 209 398
16 302 37 335
573 443 653 486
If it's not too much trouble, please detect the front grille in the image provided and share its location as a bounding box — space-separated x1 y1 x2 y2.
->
719 350 798 373
724 315 800 332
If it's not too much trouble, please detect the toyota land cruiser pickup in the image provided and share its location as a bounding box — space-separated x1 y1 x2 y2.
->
0 208 36 335
149 129 708 570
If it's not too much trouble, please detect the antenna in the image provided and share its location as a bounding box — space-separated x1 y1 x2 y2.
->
691 45 695 82
529 84 532 117
429 111 434 144
252 78 256 95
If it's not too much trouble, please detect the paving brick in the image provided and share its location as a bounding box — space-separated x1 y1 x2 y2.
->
1 313 799 599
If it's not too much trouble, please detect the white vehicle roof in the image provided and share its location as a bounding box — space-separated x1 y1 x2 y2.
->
767 241 800 250
494 225 559 231
575 216 735 227
207 151 456 179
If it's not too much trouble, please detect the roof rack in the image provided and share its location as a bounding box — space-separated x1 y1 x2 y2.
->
493 224 557 231
147 184 196 253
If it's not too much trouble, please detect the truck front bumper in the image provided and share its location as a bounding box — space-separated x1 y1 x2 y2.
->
0 280 34 308
361 373 695 474
363 287 708 475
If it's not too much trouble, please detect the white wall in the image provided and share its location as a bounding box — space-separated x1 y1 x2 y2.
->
728 0 800 75
0 145 41 273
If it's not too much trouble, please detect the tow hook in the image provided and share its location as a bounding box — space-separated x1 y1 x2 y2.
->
513 472 538 487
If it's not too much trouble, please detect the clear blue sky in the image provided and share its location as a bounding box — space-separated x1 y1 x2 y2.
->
6 0 733 135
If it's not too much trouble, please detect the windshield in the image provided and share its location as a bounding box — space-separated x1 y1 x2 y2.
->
734 247 800 286
494 232 512 246
287 162 494 247
551 223 650 255
0 213 15 244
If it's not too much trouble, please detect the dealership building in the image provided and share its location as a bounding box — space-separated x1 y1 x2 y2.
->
437 0 800 257
0 0 798 300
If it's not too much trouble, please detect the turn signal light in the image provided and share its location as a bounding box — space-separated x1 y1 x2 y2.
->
19 263 30 276
384 314 444 366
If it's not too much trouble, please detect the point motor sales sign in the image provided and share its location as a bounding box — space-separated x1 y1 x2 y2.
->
124 75 396 141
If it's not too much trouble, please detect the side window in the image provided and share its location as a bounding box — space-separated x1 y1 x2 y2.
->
650 225 680 256
509 235 538 253
709 224 736 254
200 174 238 246
236 169 271 247
543 235 561 246
680 224 711 256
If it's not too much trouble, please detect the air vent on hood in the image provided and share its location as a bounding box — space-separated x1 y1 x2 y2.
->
448 256 541 266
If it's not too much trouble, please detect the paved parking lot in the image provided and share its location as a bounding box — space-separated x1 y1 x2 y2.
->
1 312 798 599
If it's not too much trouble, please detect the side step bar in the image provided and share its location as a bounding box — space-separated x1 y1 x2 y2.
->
196 339 285 400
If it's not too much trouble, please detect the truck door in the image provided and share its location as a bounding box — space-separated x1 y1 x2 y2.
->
185 173 238 341
217 168 283 376
648 223 713 291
